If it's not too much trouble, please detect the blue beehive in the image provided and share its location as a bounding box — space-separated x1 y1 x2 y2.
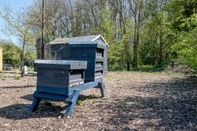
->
34 59 87 96
30 35 107 118
50 35 108 83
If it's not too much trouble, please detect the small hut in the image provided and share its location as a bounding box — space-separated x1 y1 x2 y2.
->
0 47 3 71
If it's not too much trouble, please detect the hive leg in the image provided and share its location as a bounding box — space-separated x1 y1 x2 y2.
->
64 89 80 118
29 98 41 112
99 82 106 97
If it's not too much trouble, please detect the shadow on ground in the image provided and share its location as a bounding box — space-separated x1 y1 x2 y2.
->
0 103 66 119
0 75 196 130
0 94 100 120
99 76 197 130
2 85 36 89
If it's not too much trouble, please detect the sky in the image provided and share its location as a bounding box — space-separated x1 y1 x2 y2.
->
0 0 34 46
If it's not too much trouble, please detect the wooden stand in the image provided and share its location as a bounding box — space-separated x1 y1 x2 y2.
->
29 79 105 118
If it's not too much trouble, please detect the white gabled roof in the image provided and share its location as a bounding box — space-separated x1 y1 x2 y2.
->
50 35 109 46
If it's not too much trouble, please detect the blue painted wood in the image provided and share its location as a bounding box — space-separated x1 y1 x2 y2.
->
99 82 106 97
29 98 41 112
35 60 87 91
29 80 106 118
64 89 80 118
36 86 73 96
50 41 108 83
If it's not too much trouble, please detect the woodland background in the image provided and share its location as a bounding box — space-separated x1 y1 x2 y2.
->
0 0 197 71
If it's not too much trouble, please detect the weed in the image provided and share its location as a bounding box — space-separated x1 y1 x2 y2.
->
124 99 130 102
1 77 6 80
148 121 152 126
147 103 154 108
117 104 125 108
102 97 109 100
0 72 4 76
39 107 43 111
91 94 96 98
43 101 52 106
14 76 21 80
85 98 89 101
76 100 83 106
91 100 96 104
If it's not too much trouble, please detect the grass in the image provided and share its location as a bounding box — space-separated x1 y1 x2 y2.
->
117 104 125 109
14 76 21 80
147 103 154 108
1 77 6 80
0 72 4 77
43 101 53 106
102 97 109 100
124 99 130 102
91 100 96 104
27 68 34 72
76 100 83 106
134 63 168 72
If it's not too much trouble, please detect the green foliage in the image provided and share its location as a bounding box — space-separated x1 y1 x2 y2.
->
1 77 6 80
14 76 21 80
76 100 83 106
24 51 36 63
0 72 4 77
1 0 197 71
96 3 123 71
172 15 197 68
136 63 167 72
43 101 52 106
147 103 154 108
102 97 109 100
0 41 21 67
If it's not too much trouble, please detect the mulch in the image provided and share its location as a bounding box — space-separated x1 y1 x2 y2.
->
0 71 197 130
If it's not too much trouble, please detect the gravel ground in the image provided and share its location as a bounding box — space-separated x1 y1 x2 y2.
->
0 71 197 131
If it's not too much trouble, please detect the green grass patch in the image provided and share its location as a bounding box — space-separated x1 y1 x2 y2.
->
102 97 109 100
1 77 6 80
0 72 4 77
147 103 154 108
43 101 52 106
76 100 83 106
124 99 130 102
117 104 125 108
133 63 168 72
27 68 34 72
14 76 21 80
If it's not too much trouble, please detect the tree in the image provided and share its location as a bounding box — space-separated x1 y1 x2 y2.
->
0 40 21 68
0 5 37 77
165 0 197 68
96 2 123 70
172 14 197 68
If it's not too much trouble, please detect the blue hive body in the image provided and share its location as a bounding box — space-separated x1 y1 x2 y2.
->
34 60 87 96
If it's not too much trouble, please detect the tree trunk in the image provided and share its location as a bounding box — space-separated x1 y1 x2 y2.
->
158 33 163 65
41 0 45 59
20 37 25 77
133 37 138 68
132 16 140 69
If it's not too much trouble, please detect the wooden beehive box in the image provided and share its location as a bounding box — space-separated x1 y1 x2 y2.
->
0 47 2 71
50 35 108 83
34 60 87 96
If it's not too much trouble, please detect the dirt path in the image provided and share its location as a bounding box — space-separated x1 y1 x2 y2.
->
0 71 197 130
